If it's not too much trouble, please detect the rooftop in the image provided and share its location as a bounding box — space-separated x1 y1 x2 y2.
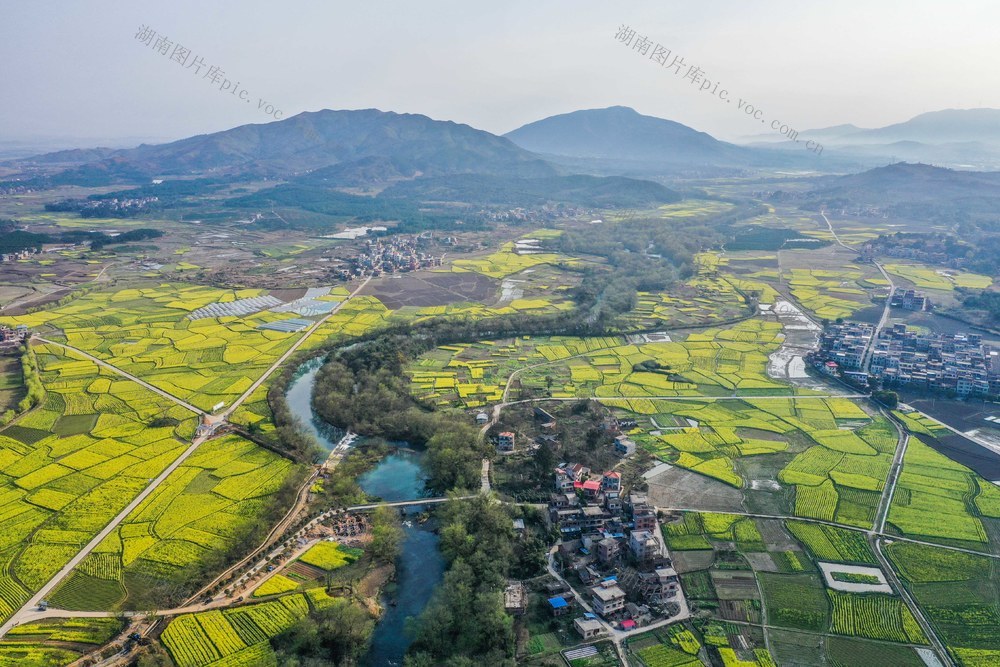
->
592 584 625 601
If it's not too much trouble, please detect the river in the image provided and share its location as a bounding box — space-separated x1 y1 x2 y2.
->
285 357 445 666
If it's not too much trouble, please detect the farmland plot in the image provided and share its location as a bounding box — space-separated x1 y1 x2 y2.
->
50 435 294 610
0 345 197 623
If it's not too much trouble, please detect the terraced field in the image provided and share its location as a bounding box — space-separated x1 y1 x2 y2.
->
619 265 751 331
49 435 295 611
0 617 123 665
0 284 316 413
0 344 197 623
408 319 788 411
161 593 312 667
782 268 870 321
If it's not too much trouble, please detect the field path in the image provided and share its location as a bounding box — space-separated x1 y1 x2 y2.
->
873 410 910 535
221 275 371 419
0 433 208 637
819 210 895 373
0 277 372 638
33 336 205 415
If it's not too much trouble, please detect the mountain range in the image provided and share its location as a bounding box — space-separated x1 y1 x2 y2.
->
5 106 1000 200
747 108 1000 169
797 162 1000 228
503 106 835 175
10 109 557 183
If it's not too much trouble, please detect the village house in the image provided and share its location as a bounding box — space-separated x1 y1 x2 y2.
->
534 406 556 428
574 617 604 640
496 431 515 452
613 435 636 456
581 505 611 532
549 492 578 508
590 580 626 617
547 596 572 616
503 581 527 616
621 565 680 602
604 492 623 514
629 530 661 562
580 479 602 501
597 536 620 564
625 602 654 626
554 468 575 492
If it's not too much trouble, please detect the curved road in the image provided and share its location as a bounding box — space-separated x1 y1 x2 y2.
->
820 211 895 373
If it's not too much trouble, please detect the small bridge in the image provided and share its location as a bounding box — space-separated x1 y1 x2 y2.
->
346 495 475 512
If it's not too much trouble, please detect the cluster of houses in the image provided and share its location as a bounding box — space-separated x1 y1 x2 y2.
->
0 325 29 348
860 238 963 269
335 235 441 279
547 464 684 636
812 321 874 386
1 248 38 263
870 324 999 397
814 321 999 398
44 195 160 218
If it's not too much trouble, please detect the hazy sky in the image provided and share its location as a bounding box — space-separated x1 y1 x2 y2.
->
3 1 999 147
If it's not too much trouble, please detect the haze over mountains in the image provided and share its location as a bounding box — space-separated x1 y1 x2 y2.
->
8 106 839 190
6 105 1000 220
749 108 1000 169
12 109 557 183
503 106 838 175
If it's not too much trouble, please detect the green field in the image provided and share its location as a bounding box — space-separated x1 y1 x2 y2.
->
783 268 870 320
298 541 362 572
444 241 577 279
160 593 312 667
49 435 294 611
886 542 1000 664
883 263 993 291
619 259 751 330
828 590 926 643
0 284 313 413
758 573 830 632
785 521 877 565
0 343 198 623
0 617 124 666
887 436 1000 545
409 319 788 412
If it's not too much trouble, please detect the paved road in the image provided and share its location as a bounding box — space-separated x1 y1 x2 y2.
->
1 277 374 639
0 433 208 636
481 459 491 493
183 466 321 606
34 337 204 415
820 211 894 374
222 275 371 419
862 409 953 665
874 410 911 536
873 533 954 666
